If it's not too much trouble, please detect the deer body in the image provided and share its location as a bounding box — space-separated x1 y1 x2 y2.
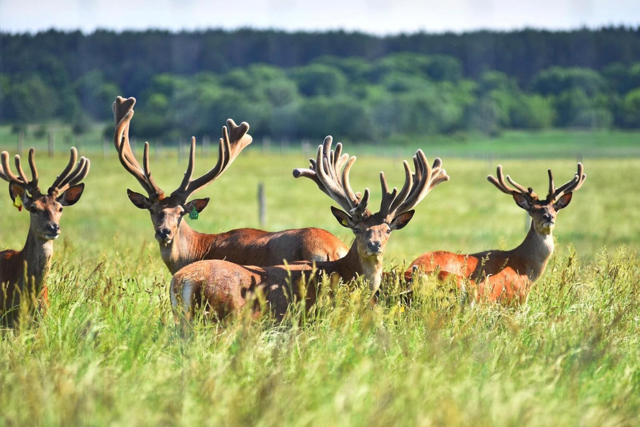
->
0 148 89 326
408 164 586 304
114 96 347 272
409 221 555 302
171 137 449 322
0 232 54 322
171 238 382 321
159 221 347 274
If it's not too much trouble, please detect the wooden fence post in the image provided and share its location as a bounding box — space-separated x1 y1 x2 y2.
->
258 182 266 227
17 130 24 156
48 132 55 157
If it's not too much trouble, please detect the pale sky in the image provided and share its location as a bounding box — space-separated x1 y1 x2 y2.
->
0 0 639 34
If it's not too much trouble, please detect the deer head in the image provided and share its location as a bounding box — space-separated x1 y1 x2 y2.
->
488 163 587 235
0 147 90 241
294 136 449 261
113 96 252 244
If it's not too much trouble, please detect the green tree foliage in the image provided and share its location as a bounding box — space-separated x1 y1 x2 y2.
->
2 27 640 140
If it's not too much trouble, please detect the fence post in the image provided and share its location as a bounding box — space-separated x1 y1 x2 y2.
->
258 182 266 227
103 136 109 160
203 135 210 157
48 132 55 157
17 130 24 156
262 136 270 154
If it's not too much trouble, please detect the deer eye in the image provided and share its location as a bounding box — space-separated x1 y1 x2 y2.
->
59 207 63 213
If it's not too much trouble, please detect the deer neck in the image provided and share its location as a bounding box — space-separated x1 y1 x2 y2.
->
159 221 213 274
331 242 384 291
509 220 555 282
19 228 54 292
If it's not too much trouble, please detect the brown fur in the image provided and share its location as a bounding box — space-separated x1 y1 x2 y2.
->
157 218 349 274
0 190 84 326
407 165 584 304
171 217 391 322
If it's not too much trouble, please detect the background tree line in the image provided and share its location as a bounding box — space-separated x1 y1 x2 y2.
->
1 27 640 142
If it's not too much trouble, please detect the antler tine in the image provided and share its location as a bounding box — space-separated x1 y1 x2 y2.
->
49 147 78 192
113 96 165 200
27 148 38 183
384 151 449 219
0 151 20 182
293 136 368 217
505 174 531 195
1 149 41 195
50 155 91 195
487 165 521 195
385 161 412 215
171 119 252 201
549 162 587 202
547 169 555 198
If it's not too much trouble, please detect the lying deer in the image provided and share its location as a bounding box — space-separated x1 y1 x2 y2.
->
0 148 90 326
407 163 586 304
113 97 348 274
170 136 449 322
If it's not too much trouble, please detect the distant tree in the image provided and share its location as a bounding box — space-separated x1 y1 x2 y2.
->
75 70 121 120
533 67 607 97
510 95 554 129
622 88 640 128
291 64 348 97
6 75 59 122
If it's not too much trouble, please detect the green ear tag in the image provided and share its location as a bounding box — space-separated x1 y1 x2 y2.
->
189 207 199 220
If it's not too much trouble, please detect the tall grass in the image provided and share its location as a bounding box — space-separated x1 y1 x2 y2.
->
0 154 638 425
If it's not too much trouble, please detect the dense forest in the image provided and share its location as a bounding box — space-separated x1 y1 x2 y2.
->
1 27 640 141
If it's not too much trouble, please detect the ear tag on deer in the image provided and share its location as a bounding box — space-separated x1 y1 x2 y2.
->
189 206 199 220
13 195 23 212
341 219 348 226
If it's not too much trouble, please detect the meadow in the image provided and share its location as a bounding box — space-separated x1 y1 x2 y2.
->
0 139 639 425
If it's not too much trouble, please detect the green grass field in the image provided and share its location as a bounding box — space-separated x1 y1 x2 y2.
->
0 143 639 425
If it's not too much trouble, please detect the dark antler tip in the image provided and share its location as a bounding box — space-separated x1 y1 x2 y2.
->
292 169 302 178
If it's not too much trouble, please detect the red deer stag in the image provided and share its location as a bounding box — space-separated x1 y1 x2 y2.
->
170 136 449 322
407 163 586 304
0 148 89 326
113 96 347 274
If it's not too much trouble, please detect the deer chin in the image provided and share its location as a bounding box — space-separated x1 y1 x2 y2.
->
364 250 384 259
535 221 555 234
44 233 60 241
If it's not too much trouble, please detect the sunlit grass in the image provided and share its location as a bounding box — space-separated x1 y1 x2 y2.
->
0 152 639 425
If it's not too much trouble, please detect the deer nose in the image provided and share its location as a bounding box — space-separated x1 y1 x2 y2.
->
543 213 553 222
46 224 60 234
367 241 382 252
155 228 171 240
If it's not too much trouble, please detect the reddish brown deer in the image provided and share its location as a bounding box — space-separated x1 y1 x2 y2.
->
113 97 348 274
0 148 90 326
407 163 586 304
169 137 449 322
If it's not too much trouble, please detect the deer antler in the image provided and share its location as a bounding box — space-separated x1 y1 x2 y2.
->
293 136 370 220
0 148 41 197
113 96 165 202
48 148 91 195
546 163 587 202
170 119 253 202
379 150 449 220
0 147 89 198
487 165 539 201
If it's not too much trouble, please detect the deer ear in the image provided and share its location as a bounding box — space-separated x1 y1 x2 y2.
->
58 183 85 206
390 210 415 230
184 198 210 214
127 189 152 209
553 192 573 210
512 193 532 210
9 183 24 202
331 206 355 228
